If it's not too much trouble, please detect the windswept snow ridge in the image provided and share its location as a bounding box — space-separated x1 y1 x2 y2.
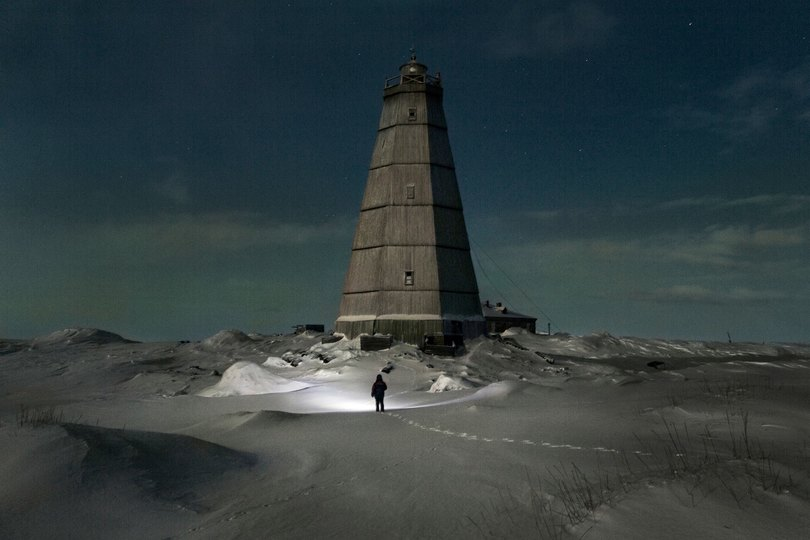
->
198 361 311 397
2 328 810 539
429 374 473 393
202 329 254 349
31 328 134 348
502 328 808 360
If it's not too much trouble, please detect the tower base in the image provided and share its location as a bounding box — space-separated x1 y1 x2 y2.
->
335 316 486 346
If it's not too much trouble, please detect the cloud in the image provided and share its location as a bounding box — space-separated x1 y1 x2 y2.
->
0 204 354 339
721 68 774 102
472 191 810 339
488 1 617 58
487 194 809 309
657 196 724 210
663 224 806 267
522 194 810 235
517 223 806 270
0 210 354 266
637 285 788 306
666 102 780 141
101 212 353 257
717 194 810 213
668 57 810 141
648 196 810 268
781 59 810 102
152 175 191 206
525 209 563 221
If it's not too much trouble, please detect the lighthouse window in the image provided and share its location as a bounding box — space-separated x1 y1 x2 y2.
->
408 108 417 121
404 271 414 286
406 184 415 199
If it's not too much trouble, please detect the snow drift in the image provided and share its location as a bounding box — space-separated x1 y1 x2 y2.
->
201 329 254 349
31 328 134 348
197 361 311 397
62 423 256 503
3 328 810 539
429 374 473 392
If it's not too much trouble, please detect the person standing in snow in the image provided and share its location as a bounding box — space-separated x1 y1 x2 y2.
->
371 374 387 412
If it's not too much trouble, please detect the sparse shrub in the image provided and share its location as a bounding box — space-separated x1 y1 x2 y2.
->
468 466 613 538
545 463 612 526
16 404 64 428
471 375 807 538
630 408 803 508
468 482 568 539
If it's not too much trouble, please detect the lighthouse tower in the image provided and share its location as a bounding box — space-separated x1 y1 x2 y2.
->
335 54 485 345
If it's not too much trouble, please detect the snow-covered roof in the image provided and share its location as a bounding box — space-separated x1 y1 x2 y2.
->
481 301 536 321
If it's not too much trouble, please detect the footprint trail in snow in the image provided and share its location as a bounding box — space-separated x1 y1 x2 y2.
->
386 412 623 454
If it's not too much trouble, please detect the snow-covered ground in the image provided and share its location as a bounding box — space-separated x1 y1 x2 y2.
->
2 328 809 539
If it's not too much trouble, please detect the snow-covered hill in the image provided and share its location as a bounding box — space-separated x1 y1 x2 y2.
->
1 328 809 539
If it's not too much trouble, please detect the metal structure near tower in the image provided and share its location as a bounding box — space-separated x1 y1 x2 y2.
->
335 54 485 346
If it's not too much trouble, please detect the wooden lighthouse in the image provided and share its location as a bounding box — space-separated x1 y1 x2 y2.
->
335 54 485 346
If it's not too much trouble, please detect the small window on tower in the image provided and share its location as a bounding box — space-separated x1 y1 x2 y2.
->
408 108 417 121
404 271 414 286
406 184 415 199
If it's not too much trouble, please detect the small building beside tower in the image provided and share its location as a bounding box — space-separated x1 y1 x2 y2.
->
481 300 537 334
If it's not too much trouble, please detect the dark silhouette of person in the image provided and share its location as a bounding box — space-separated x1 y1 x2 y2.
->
371 374 388 412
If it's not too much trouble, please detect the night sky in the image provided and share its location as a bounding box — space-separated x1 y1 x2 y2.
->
2 1 809 343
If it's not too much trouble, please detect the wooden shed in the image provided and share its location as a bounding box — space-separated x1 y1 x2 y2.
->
481 301 537 334
335 54 485 345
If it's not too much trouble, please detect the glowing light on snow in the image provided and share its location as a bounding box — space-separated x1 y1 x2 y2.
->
310 390 376 412
296 387 432 413
198 361 310 397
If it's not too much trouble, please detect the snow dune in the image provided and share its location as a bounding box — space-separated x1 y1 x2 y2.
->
2 327 810 539
62 423 256 503
197 361 311 397
31 328 134 348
